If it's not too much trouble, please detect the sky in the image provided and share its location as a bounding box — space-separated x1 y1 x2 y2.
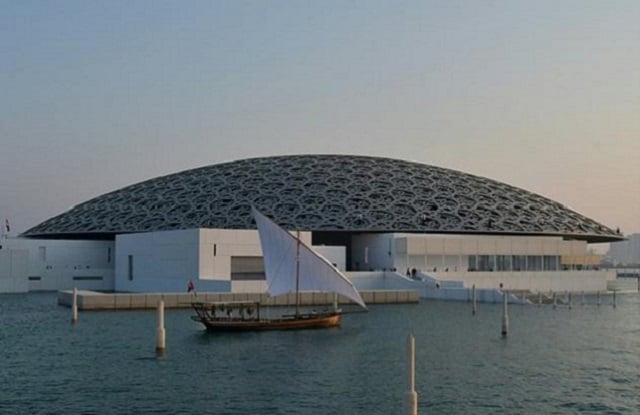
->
1 1 638 243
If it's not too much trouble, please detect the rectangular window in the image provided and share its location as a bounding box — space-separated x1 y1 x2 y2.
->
73 276 103 281
543 255 559 271
28 276 42 281
488 255 496 271
107 247 112 263
527 256 542 271
128 255 133 281
512 255 526 271
478 255 492 271
468 255 477 271
496 255 512 271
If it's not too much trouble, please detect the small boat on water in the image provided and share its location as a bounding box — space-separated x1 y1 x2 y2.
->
190 300 344 331
191 207 367 331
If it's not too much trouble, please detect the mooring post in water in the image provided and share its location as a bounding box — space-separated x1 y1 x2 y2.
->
156 300 166 354
581 291 585 306
568 292 572 310
71 287 78 324
403 334 418 415
613 291 616 309
501 291 509 337
538 291 542 306
472 284 477 315
553 292 557 309
597 291 601 307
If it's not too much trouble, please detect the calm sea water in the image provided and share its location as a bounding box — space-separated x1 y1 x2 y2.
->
1 291 639 415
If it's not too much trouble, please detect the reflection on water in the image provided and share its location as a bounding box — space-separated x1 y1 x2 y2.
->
1 292 639 414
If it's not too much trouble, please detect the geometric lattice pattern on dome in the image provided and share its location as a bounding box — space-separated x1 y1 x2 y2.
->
22 154 620 242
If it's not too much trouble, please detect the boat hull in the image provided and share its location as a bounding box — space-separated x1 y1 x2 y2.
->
194 313 342 332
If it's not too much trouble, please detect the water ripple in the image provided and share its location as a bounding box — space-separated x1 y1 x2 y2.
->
2 293 640 414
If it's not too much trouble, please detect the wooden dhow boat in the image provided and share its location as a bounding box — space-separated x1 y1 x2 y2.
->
191 207 367 331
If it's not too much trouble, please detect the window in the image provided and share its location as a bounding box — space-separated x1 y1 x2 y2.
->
527 256 542 271
512 255 526 271
543 256 559 271
477 255 493 271
468 255 477 271
496 255 512 271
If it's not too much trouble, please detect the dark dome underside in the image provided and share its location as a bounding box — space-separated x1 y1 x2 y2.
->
23 155 621 242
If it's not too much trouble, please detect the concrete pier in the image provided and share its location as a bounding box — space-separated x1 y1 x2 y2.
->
58 289 420 311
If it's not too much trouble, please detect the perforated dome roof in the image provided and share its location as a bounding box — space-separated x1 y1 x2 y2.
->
22 155 621 242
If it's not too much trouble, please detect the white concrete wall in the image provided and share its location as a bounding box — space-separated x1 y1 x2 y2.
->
231 280 268 293
115 229 219 292
1 229 613 296
0 246 29 293
115 228 313 293
0 237 114 293
198 228 264 280
314 245 346 271
430 270 615 292
348 271 422 291
348 269 615 302
351 234 395 271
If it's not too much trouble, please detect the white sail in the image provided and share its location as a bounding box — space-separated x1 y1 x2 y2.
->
252 207 367 310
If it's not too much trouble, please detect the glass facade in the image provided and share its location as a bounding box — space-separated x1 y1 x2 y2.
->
468 255 562 272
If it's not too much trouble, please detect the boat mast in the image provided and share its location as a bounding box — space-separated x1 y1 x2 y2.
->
295 230 300 317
